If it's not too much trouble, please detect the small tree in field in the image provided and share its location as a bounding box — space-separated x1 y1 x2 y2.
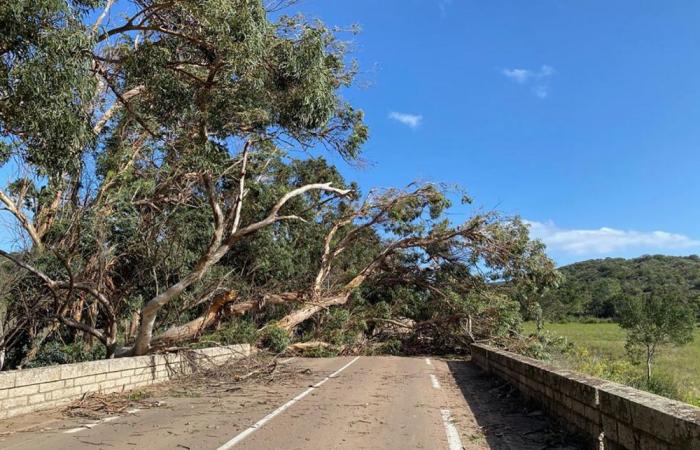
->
619 289 695 384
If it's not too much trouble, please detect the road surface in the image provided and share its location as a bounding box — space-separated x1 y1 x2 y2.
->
0 357 582 449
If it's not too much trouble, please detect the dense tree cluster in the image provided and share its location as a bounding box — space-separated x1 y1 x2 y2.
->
0 0 557 370
540 255 700 322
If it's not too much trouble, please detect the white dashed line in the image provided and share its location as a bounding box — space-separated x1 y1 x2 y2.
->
430 374 441 389
63 409 141 433
215 356 361 450
440 409 464 450
425 358 432 366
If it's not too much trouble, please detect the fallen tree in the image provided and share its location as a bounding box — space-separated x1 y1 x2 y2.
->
0 0 368 365
0 0 558 367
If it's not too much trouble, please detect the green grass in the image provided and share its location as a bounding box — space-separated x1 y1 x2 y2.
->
523 322 700 397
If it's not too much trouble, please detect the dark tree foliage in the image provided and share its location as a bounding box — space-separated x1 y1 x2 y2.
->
540 255 700 322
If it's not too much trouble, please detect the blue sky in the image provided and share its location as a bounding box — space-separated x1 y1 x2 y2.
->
294 0 700 265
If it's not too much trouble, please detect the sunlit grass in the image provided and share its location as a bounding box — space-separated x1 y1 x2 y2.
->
523 321 700 397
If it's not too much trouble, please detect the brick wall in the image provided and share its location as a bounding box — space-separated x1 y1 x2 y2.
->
471 344 700 450
0 344 251 420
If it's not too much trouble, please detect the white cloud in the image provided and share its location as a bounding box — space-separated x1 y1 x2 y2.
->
389 111 423 129
525 220 700 255
502 68 533 84
501 65 555 98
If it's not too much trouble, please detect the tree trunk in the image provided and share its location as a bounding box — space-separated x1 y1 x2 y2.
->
150 292 300 348
287 341 333 353
0 312 4 371
151 290 237 347
105 318 119 359
535 304 544 336
127 311 140 340
276 293 350 332
19 321 60 368
646 346 653 384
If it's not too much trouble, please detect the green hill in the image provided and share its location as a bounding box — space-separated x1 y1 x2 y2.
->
541 255 700 321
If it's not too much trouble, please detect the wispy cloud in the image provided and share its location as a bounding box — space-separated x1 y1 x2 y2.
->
501 65 555 98
532 85 549 99
501 68 532 84
525 220 700 255
389 111 423 129
438 0 453 17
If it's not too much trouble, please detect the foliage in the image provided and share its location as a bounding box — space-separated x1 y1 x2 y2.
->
522 322 700 407
260 326 290 353
194 320 259 347
0 0 558 368
372 338 403 356
26 341 106 369
618 288 695 382
541 255 700 321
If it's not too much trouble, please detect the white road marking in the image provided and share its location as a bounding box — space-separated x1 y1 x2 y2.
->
430 374 441 389
215 356 361 450
440 409 464 450
63 419 109 434
63 411 139 433
425 358 432 366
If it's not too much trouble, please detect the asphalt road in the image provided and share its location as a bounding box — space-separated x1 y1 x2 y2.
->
0 356 582 450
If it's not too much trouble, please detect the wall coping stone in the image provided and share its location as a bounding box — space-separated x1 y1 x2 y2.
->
471 343 700 450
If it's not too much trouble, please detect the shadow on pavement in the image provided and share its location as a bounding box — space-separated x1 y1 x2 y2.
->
446 360 586 450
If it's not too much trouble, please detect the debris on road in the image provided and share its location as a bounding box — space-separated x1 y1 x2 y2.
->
64 392 161 420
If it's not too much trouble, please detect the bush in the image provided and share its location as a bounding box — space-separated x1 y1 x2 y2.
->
629 372 685 401
577 316 615 324
260 326 290 353
517 331 571 362
373 338 402 355
524 337 695 404
195 319 259 347
27 341 106 368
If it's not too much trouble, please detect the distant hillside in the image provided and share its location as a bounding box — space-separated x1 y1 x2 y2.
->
540 255 700 321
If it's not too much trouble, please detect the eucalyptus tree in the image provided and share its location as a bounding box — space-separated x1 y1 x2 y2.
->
180 184 558 343
0 0 367 358
149 184 558 351
272 185 558 336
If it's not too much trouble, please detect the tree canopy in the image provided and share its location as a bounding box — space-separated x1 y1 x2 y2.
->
540 255 700 322
0 0 557 369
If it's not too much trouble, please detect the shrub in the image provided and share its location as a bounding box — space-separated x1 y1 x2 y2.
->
27 341 106 368
628 372 684 401
374 338 402 355
196 319 259 347
261 326 290 353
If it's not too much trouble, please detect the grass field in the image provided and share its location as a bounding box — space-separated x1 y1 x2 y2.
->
523 322 700 398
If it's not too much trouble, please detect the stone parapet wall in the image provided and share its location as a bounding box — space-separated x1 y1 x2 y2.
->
471 344 700 450
0 344 251 420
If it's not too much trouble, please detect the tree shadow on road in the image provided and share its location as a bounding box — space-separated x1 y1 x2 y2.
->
445 360 585 450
